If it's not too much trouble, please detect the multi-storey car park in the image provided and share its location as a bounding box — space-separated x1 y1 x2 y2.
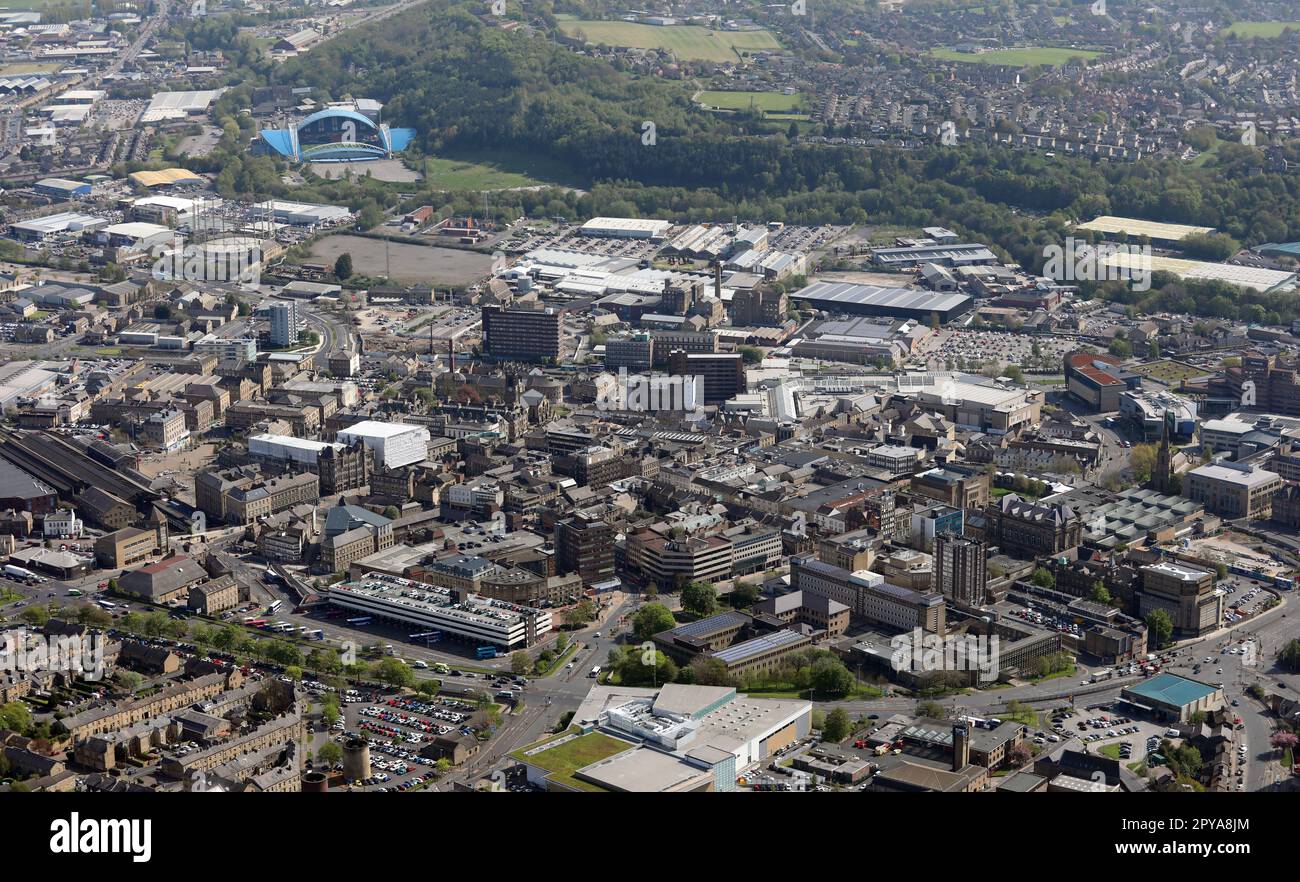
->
325 573 553 650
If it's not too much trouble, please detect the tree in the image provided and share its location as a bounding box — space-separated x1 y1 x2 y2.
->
1278 638 1300 672
631 603 675 641
680 581 717 618
563 598 597 629
1031 567 1055 589
687 656 734 687
809 657 855 698
1089 581 1112 605
1271 732 1299 751
0 700 34 734
334 252 354 280
1009 743 1033 767
916 700 946 718
614 648 678 686
728 581 760 608
822 707 851 742
19 606 49 627
510 651 532 675
383 505 400 520
1145 609 1174 649
375 657 415 688
307 648 342 675
1130 444 1159 484
318 741 343 765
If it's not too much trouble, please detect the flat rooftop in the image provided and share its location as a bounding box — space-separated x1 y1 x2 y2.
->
574 745 708 792
1075 215 1215 241
330 574 540 629
337 419 426 439
1188 462 1280 487
509 729 635 792
711 628 808 665
792 280 970 314
1125 673 1220 708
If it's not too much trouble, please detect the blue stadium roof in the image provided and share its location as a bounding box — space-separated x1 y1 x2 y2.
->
299 106 379 131
257 106 416 163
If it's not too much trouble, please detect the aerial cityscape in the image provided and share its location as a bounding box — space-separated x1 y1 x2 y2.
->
0 0 1295 830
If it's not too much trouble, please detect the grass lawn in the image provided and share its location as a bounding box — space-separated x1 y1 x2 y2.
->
0 0 76 10
743 685 884 700
0 62 58 76
559 21 781 62
696 90 805 113
1222 21 1300 38
1099 743 1124 760
992 486 1041 501
929 46 1104 67
1025 666 1078 685
1190 138 1223 168
95 347 123 356
534 640 580 677
994 705 1040 727
1132 360 1207 384
419 149 578 191
509 729 633 792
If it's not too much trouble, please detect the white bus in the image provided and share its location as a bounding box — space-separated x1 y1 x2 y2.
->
589 665 601 678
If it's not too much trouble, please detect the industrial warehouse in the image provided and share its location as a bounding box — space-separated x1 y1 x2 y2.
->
790 281 972 323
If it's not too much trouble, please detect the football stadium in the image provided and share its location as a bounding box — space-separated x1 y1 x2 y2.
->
256 103 416 163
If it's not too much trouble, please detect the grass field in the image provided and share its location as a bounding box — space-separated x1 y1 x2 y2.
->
509 730 632 792
0 62 58 76
415 147 582 190
559 20 781 62
929 46 1104 67
1222 21 1300 38
419 156 544 190
0 0 76 9
696 90 805 113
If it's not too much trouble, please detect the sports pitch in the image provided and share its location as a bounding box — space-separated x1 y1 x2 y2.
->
928 46 1104 67
1222 21 1300 38
696 90 805 113
559 21 781 62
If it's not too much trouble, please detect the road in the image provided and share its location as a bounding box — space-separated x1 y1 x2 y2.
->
435 595 638 788
300 305 353 370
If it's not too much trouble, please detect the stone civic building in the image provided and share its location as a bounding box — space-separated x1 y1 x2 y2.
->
978 494 1081 559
